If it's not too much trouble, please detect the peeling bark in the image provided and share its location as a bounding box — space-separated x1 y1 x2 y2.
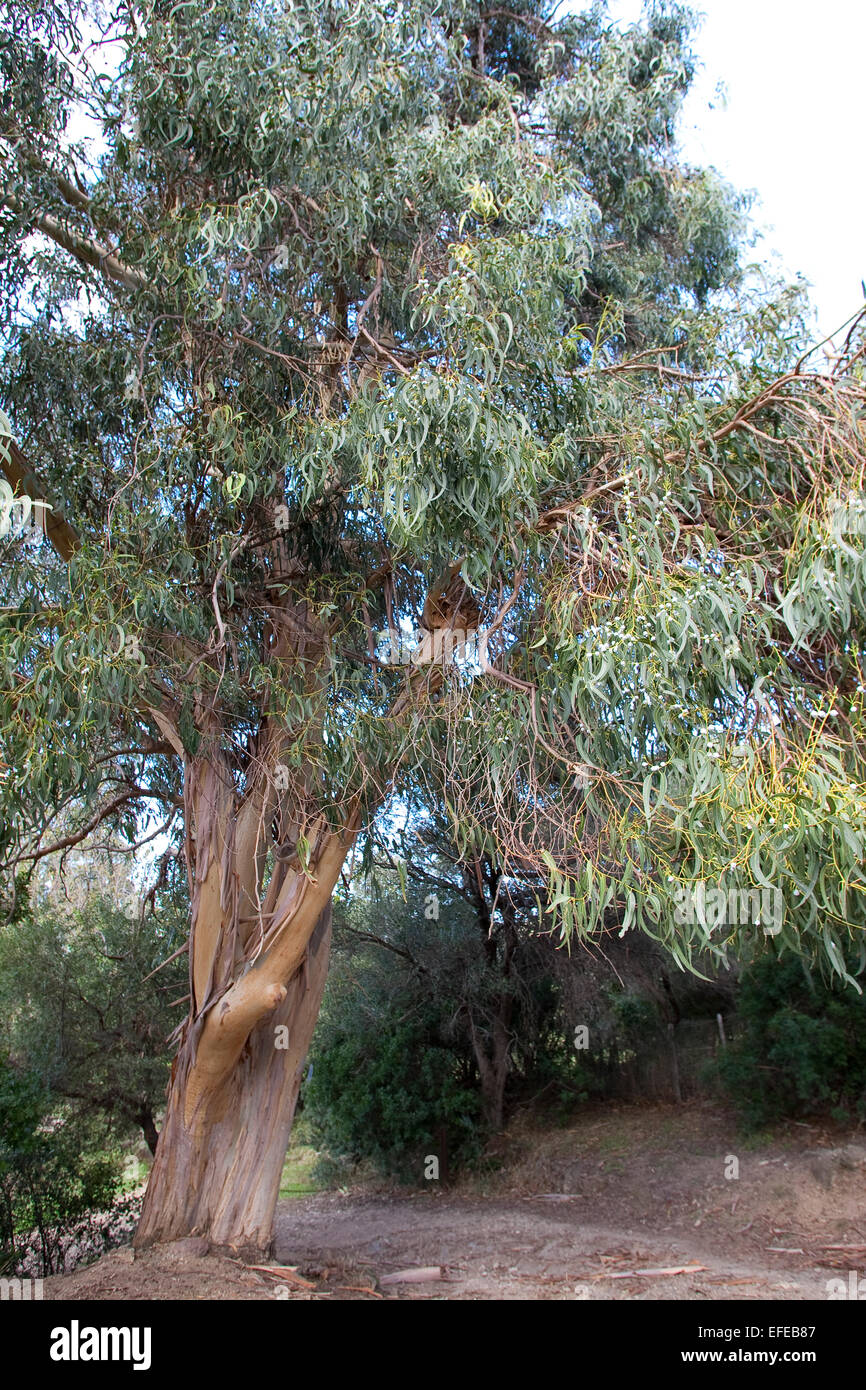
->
135 905 332 1254
134 674 359 1252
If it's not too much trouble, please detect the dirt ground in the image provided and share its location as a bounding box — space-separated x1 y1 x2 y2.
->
44 1102 866 1300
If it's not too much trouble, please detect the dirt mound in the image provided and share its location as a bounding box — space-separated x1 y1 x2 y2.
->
43 1236 382 1301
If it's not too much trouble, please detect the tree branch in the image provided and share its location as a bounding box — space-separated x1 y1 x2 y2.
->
0 433 79 560
14 788 168 866
1 194 148 291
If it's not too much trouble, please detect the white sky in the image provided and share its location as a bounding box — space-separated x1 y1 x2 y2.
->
605 0 866 341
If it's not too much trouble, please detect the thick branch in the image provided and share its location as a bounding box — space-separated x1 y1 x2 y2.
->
0 435 78 561
183 814 360 1123
1 194 147 291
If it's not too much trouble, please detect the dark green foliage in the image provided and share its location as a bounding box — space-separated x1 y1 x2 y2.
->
0 889 187 1152
305 888 485 1180
304 874 731 1172
0 882 185 1271
718 955 866 1127
306 1010 482 1183
0 1051 121 1275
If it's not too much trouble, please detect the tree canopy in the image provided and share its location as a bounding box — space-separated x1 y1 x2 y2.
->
2 0 865 1015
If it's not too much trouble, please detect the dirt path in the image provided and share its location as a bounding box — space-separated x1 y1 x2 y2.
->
45 1103 866 1300
274 1193 833 1299
269 1102 866 1299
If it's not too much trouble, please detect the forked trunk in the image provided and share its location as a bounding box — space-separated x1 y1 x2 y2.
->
135 612 359 1255
135 906 331 1255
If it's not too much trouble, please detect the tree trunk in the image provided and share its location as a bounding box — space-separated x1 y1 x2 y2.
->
134 614 359 1256
483 1009 511 1132
667 1020 682 1105
134 905 331 1256
136 1107 160 1158
479 1059 507 1133
469 1000 512 1134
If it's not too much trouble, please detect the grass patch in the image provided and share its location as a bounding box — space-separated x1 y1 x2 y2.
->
279 1143 322 1199
738 1128 777 1152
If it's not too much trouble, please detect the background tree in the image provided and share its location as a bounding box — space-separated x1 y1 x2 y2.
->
331 808 737 1154
1 0 864 1256
307 882 486 1183
0 1047 122 1275
0 887 187 1156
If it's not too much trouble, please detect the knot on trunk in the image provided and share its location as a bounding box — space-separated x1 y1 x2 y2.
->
263 982 288 1010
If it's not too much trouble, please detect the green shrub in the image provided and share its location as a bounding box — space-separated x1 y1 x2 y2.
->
0 1052 122 1274
718 955 866 1127
306 1009 481 1184
0 895 186 1156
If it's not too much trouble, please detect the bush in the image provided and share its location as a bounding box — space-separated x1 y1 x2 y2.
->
0 895 186 1157
718 955 866 1127
307 1005 481 1184
305 876 737 1172
0 1053 122 1275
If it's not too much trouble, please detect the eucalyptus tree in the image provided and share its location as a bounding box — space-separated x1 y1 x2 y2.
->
2 0 865 1255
